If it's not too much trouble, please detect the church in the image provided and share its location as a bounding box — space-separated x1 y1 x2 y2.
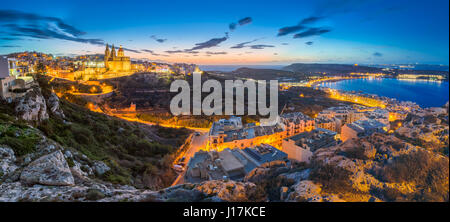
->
104 44 131 72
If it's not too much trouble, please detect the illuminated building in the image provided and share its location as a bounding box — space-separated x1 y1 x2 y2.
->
341 119 387 142
207 116 286 151
0 56 29 102
207 112 314 152
104 44 131 72
282 128 338 163
318 106 365 125
315 116 342 133
280 112 315 137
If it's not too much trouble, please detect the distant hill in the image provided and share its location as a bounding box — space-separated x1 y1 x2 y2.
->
282 63 382 75
225 67 313 81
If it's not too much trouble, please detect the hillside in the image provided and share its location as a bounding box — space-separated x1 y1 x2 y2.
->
1 76 192 190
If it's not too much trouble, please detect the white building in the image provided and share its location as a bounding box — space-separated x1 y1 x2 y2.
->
0 57 19 101
341 119 387 142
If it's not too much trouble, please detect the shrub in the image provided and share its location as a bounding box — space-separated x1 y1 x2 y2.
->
310 162 354 193
85 189 105 201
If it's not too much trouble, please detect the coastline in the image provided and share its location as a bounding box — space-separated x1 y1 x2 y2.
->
315 77 449 108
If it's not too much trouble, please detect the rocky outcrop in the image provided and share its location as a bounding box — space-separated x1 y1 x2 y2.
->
47 92 65 118
93 161 110 176
286 180 345 202
14 88 49 122
0 146 18 180
194 180 260 202
20 150 74 186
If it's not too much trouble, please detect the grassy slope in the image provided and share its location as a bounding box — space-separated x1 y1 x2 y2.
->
1 75 192 189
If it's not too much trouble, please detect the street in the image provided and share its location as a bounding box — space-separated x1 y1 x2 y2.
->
171 132 208 186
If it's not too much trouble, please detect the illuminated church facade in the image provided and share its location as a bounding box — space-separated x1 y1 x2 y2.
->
105 44 131 72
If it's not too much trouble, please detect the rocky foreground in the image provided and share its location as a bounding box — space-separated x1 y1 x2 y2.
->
0 80 448 202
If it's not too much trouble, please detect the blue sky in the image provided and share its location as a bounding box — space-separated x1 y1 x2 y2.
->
0 0 448 65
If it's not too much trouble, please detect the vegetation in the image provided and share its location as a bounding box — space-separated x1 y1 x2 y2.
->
27 75 192 189
309 162 354 193
378 150 449 201
137 113 212 128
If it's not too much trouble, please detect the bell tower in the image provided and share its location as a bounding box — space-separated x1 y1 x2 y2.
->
111 44 117 58
118 45 125 57
104 44 110 69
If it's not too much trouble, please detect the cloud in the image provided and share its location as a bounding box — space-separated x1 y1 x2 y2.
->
229 17 252 31
281 43 289 45
293 27 331 38
122 47 141 54
277 24 306 36
373 52 383 57
0 45 20 48
164 50 199 54
164 50 185 54
0 10 104 46
141 49 168 57
238 17 253 26
0 37 22 41
205 51 227 55
300 16 324 25
185 34 228 51
277 16 325 37
229 23 237 31
150 35 167 43
305 41 314 45
230 39 259 49
249 44 275 49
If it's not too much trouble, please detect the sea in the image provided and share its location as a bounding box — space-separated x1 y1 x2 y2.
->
319 78 449 108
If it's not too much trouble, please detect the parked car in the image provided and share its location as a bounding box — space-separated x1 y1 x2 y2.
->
173 165 185 172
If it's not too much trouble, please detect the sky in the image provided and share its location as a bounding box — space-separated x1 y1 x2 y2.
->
0 0 448 65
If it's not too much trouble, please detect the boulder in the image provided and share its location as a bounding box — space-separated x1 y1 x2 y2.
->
14 89 49 122
20 150 74 186
93 161 110 176
0 146 18 179
195 180 259 202
47 92 65 118
287 180 323 202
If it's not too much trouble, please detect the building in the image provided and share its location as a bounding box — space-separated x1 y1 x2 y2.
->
282 128 338 162
186 144 287 182
104 44 131 72
341 119 387 142
363 109 390 126
279 112 315 137
1 57 19 101
318 106 365 125
207 116 286 151
315 116 342 133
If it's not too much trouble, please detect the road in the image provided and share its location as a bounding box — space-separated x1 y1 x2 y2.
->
171 132 208 186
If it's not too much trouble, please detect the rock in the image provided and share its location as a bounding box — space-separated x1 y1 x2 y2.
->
280 169 311 183
93 161 110 176
195 180 259 202
287 180 323 202
14 89 49 122
71 160 88 178
64 150 73 159
23 156 31 165
20 150 75 186
47 92 65 118
0 146 18 179
82 164 94 176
